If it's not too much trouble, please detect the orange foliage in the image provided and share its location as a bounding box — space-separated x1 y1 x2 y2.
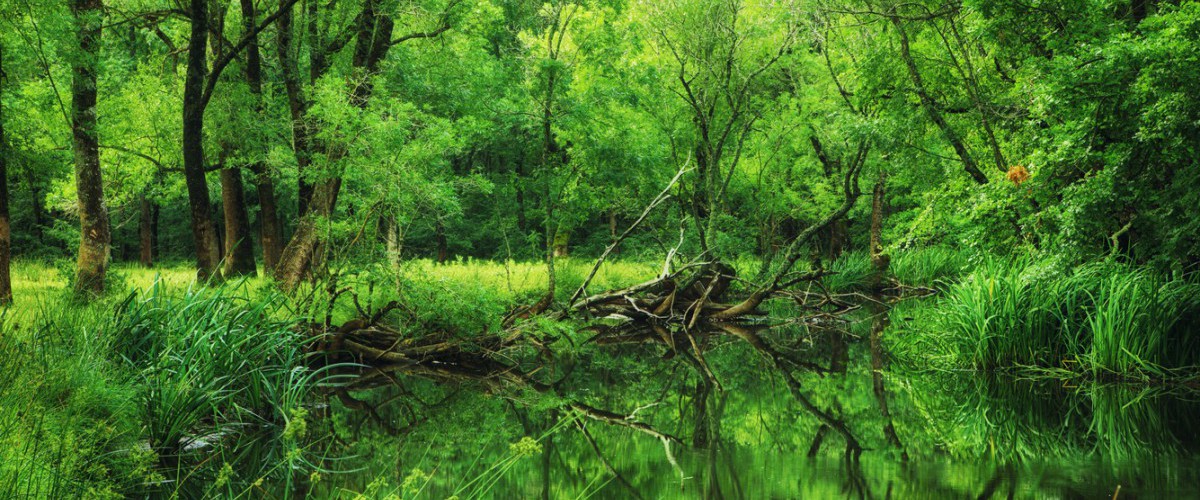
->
1006 165 1030 186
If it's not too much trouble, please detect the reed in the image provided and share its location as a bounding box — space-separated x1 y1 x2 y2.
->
932 259 1200 374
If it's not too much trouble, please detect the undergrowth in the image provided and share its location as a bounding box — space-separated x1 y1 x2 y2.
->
891 258 1200 377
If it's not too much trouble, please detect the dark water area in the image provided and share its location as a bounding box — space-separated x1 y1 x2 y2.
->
298 303 1200 499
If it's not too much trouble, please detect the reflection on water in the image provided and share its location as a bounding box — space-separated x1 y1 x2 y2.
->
300 300 1200 498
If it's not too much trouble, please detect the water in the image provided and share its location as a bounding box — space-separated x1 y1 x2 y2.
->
296 302 1200 499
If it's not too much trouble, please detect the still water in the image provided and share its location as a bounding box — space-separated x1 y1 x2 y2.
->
291 301 1200 499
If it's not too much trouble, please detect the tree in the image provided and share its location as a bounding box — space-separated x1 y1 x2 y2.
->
527 0 578 305
274 0 457 291
888 11 989 185
180 0 223 281
241 0 282 271
643 0 797 257
182 0 301 281
70 0 110 297
0 37 10 304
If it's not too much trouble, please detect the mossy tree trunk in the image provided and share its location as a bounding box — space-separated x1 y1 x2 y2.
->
139 194 154 267
71 0 110 297
0 40 10 304
869 171 889 289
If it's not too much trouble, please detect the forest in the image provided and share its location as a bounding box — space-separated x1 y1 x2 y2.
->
2 0 1200 497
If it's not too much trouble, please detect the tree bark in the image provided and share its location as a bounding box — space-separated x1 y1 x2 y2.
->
0 40 11 304
27 170 45 240
435 219 448 263
220 167 257 276
869 171 889 289
275 181 335 290
274 0 313 216
139 194 153 267
539 6 568 304
241 0 282 269
150 202 159 261
384 215 402 271
256 166 283 269
183 0 223 281
71 0 111 297
891 17 989 185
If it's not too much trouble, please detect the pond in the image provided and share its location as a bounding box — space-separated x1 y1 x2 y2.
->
289 300 1200 499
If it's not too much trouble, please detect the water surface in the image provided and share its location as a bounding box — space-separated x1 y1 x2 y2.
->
297 304 1200 498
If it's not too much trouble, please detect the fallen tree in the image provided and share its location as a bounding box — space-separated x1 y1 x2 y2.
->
549 140 869 328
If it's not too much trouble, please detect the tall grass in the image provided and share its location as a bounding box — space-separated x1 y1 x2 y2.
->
929 259 1200 375
0 292 150 498
1085 267 1200 374
112 282 327 496
890 247 969 287
822 247 968 293
822 252 874 293
0 276 328 497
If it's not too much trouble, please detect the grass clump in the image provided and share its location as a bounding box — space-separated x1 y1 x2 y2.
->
821 247 968 294
914 258 1200 376
113 283 326 496
0 295 152 498
0 274 327 498
890 247 968 287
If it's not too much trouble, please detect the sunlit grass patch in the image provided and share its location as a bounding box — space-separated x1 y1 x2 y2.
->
403 257 658 301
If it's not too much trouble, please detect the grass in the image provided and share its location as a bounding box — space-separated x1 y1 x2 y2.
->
894 258 1200 376
890 246 969 287
0 264 321 498
820 247 969 294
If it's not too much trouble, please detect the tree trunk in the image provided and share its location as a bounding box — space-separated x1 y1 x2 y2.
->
150 202 159 262
274 0 313 216
256 166 283 269
515 183 527 233
542 68 559 304
221 167 257 276
435 219 448 263
275 0 394 290
183 0 223 281
240 0 282 271
608 209 618 256
552 229 568 258
869 171 889 289
139 194 154 267
384 215 402 271
71 0 110 297
0 41 11 304
891 17 989 185
276 181 337 291
27 170 45 240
